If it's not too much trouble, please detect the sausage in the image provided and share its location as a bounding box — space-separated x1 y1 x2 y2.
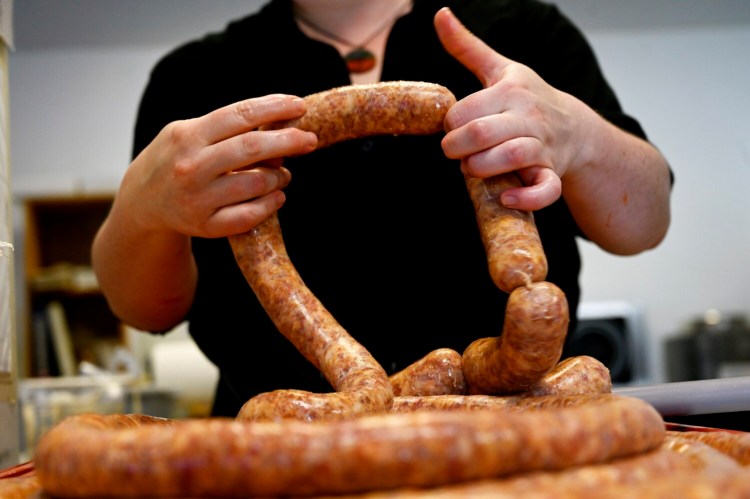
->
0 461 41 499
666 430 750 466
453 471 750 499
33 395 664 498
391 392 620 414
662 433 745 472
330 447 749 499
465 172 548 293
228 81 457 421
525 355 612 397
462 281 569 394
394 353 610 400
0 473 41 499
229 214 393 422
263 81 456 148
389 348 466 396
326 434 743 499
467 355 612 396
389 355 610 414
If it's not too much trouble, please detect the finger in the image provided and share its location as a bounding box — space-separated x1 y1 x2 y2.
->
434 7 512 88
207 191 287 237
199 94 309 145
461 137 551 179
199 127 316 176
208 166 292 209
442 110 521 159
500 166 562 211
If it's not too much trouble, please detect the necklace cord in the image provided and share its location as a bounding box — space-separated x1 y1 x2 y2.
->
294 1 411 50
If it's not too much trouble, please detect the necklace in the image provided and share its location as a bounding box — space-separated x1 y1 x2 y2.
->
295 2 411 73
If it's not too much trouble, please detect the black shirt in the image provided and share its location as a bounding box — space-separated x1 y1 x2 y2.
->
132 0 650 417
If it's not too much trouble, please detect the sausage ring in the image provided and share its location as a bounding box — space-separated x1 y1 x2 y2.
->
229 81 456 421
34 396 664 497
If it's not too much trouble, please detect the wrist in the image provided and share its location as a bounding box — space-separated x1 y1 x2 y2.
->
561 97 611 186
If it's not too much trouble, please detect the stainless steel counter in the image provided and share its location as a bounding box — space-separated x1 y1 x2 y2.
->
614 376 750 416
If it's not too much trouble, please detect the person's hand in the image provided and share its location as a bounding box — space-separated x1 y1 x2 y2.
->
435 7 586 211
118 94 317 238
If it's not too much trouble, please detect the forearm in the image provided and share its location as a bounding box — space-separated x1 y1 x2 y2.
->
562 103 672 255
92 199 197 332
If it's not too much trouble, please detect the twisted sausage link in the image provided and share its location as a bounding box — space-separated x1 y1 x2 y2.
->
389 348 466 397
462 281 569 394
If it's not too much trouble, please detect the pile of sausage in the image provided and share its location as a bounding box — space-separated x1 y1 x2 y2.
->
24 82 750 498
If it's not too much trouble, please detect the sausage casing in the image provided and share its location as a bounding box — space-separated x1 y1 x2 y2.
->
229 214 393 421
264 81 456 148
389 348 466 397
525 355 612 397
462 281 569 394
34 396 664 498
466 172 548 293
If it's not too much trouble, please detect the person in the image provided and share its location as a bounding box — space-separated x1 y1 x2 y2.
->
92 0 673 417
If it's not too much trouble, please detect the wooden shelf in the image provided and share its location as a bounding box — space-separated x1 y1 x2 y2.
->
21 194 122 378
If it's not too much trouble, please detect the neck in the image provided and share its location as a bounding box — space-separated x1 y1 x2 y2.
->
293 0 412 84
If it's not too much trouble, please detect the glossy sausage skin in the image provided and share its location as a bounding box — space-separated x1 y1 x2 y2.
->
330 439 746 498
264 81 456 148
466 172 548 293
389 348 467 397
34 396 664 498
0 473 41 499
525 355 612 397
462 281 569 394
666 430 750 466
392 356 612 414
229 214 393 422
391 392 612 413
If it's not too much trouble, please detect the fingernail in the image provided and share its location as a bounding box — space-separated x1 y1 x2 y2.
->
502 194 518 207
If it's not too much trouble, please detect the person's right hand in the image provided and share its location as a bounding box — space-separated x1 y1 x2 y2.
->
118 94 318 238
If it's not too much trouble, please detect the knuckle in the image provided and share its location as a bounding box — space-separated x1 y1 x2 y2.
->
233 100 257 126
465 118 493 147
502 141 527 166
164 120 195 148
243 170 270 196
172 157 200 183
240 132 264 158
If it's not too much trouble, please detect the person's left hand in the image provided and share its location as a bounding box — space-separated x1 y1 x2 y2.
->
435 7 585 211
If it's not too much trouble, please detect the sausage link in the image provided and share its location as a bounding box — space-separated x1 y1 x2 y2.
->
330 443 747 499
263 81 456 148
525 355 612 397
33 396 664 498
229 214 393 421
0 473 41 499
230 82 456 420
466 172 548 293
388 348 466 396
467 355 612 396
666 430 750 466
462 281 569 394
391 392 620 413
662 433 745 472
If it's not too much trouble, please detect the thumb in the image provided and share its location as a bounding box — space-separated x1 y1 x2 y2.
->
434 7 511 88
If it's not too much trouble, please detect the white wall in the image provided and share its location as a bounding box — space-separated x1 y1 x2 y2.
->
8 1 750 383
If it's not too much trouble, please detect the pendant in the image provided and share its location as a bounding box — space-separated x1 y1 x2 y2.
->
344 48 376 73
